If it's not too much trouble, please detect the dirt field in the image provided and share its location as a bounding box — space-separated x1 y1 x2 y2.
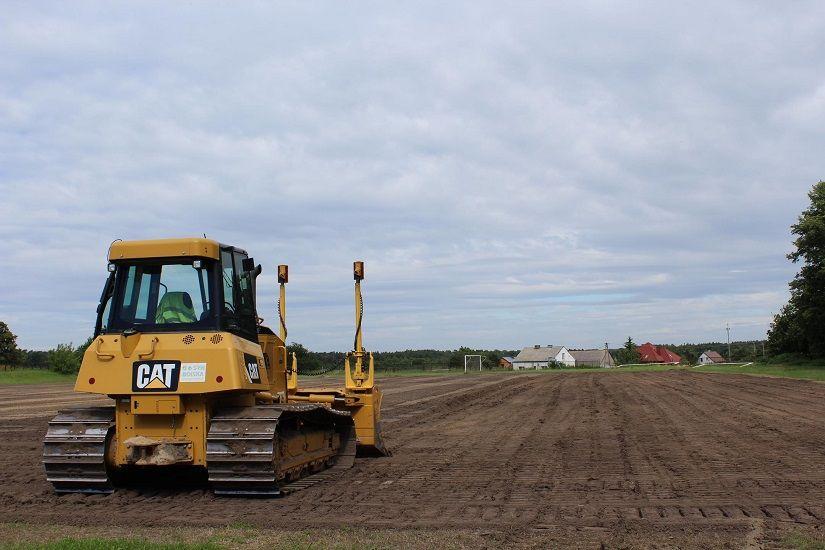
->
1 370 824 548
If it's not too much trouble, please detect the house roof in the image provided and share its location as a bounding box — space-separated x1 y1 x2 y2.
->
513 346 564 362
638 342 662 362
570 349 609 363
501 356 515 363
659 348 682 363
703 350 725 362
638 343 682 363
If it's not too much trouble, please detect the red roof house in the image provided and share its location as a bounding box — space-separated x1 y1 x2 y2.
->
657 347 682 364
637 343 682 364
637 343 662 362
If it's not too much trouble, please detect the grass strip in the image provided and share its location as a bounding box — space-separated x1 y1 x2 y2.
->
0 369 75 385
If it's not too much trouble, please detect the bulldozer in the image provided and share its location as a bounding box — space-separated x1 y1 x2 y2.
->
43 238 388 496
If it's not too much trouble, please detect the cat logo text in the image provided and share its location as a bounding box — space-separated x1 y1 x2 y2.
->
132 361 181 392
244 354 262 383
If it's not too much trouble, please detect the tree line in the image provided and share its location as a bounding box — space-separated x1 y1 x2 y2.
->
283 344 520 374
3 181 823 373
0 322 802 375
0 324 95 374
0 327 519 375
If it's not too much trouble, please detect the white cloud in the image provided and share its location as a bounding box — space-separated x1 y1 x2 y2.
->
774 81 825 132
0 1 822 350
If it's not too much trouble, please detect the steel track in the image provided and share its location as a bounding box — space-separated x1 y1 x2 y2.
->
206 404 354 496
42 407 115 494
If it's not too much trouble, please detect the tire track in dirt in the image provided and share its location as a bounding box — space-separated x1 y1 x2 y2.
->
623 373 825 523
686 373 825 423
644 374 825 489
1 371 824 536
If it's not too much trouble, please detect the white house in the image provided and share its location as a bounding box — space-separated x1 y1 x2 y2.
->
698 350 725 365
512 345 575 369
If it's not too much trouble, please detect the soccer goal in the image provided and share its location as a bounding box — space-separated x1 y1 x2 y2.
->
464 354 483 373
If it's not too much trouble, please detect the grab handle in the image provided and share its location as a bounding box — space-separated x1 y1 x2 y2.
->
94 338 114 361
137 337 159 359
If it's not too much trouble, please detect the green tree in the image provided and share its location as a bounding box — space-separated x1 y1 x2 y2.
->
74 335 96 365
615 337 641 365
0 321 24 366
286 342 339 374
24 350 49 369
768 181 825 357
48 343 81 374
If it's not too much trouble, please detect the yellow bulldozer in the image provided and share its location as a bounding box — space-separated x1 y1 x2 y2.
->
43 238 388 496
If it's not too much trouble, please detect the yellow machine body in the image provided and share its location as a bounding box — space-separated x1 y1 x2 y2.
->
76 329 274 467
44 238 387 495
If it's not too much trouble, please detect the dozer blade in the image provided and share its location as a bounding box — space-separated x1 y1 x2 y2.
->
358 422 391 457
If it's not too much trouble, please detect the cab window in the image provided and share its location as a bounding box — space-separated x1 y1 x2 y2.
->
221 249 235 313
220 248 258 341
109 261 215 331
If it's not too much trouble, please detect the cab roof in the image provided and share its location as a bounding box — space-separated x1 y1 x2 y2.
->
108 238 222 261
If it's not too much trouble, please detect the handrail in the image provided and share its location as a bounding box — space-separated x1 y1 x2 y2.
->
137 337 159 359
94 338 114 361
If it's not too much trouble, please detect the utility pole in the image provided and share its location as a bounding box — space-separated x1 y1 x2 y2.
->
726 323 731 362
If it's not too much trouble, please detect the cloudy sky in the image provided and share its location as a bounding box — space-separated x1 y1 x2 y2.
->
2 2 824 351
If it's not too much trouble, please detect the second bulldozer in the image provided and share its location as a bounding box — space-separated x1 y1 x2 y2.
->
43 238 388 496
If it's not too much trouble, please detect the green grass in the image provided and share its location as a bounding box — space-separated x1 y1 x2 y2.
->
0 521 503 550
0 368 75 385
781 531 825 550
302 368 512 379
694 362 825 382
377 368 509 377
370 362 825 382
577 364 685 373
5 539 221 550
5 361 823 388
374 364 688 377
373 362 825 382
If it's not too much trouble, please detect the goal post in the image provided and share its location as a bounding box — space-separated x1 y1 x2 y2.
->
464 354 482 373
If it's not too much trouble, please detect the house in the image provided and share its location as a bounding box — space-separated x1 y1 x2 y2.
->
499 356 515 369
512 345 575 369
570 347 616 368
637 343 682 364
658 347 682 364
698 350 725 365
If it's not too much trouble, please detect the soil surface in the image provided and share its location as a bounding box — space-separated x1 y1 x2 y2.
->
1 370 824 548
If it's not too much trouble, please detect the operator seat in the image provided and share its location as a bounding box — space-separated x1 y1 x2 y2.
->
155 292 197 324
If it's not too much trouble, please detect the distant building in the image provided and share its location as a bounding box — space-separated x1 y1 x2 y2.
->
570 347 616 368
637 343 682 364
499 356 515 369
698 350 726 365
512 345 575 369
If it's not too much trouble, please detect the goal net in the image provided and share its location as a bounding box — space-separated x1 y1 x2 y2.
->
464 354 482 373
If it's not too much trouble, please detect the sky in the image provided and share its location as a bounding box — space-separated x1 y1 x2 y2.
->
1 1 824 352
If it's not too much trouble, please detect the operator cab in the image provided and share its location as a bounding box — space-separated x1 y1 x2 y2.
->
97 245 260 343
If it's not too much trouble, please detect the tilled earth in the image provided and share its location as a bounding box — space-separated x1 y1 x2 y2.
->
1 370 824 548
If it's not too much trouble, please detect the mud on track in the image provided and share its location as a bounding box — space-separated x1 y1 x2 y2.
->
1 371 825 547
